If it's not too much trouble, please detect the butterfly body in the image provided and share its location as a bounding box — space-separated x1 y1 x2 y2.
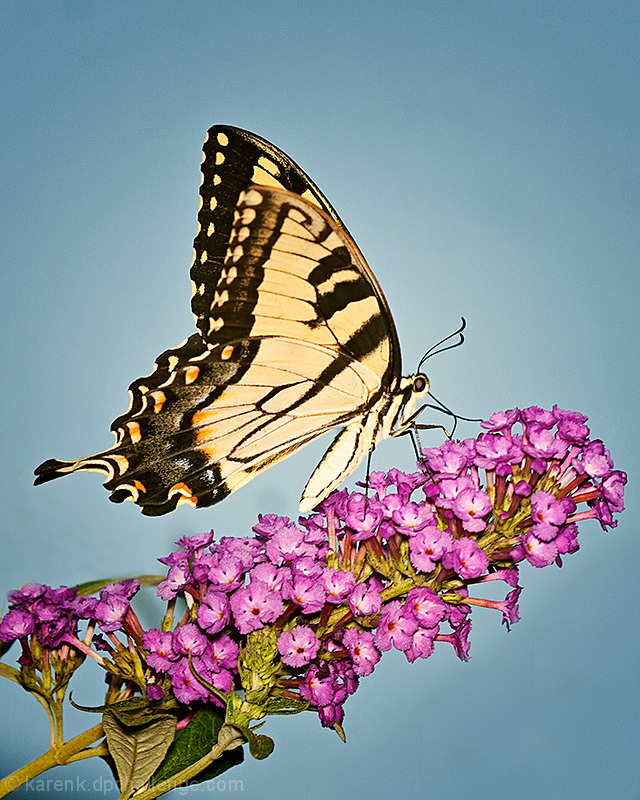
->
34 127 429 515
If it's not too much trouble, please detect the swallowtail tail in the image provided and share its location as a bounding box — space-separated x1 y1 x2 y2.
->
34 126 431 515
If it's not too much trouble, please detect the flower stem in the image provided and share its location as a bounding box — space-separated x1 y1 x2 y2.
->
0 723 105 798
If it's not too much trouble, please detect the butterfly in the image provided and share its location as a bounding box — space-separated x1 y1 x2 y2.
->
34 125 431 516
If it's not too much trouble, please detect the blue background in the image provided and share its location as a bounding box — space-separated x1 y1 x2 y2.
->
1 2 638 798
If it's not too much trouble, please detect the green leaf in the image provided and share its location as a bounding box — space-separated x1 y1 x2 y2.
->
151 708 244 787
228 721 274 760
246 730 274 760
75 574 164 596
264 694 309 715
70 694 178 725
102 710 176 796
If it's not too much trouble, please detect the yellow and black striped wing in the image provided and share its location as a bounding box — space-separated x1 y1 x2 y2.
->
191 125 349 344
35 185 402 515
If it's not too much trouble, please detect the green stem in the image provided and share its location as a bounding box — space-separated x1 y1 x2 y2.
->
125 726 245 800
0 723 105 798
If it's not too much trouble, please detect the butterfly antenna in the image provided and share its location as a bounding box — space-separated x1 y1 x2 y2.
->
418 317 466 373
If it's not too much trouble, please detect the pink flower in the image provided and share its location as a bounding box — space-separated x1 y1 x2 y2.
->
405 587 447 628
405 627 438 662
453 488 492 533
342 627 381 676
288 574 326 614
196 590 230 635
409 525 452 572
374 601 419 653
173 623 208 658
277 625 321 667
229 580 284 634
520 532 559 568
576 440 614 478
321 568 356 604
442 537 489 579
390 500 436 534
348 582 382 617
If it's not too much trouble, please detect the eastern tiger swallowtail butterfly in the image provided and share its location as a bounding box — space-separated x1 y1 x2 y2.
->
34 125 431 515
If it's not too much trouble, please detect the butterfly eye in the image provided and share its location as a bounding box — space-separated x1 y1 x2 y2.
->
413 374 429 394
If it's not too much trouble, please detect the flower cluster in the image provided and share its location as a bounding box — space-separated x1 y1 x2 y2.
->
0 406 625 733
0 579 141 657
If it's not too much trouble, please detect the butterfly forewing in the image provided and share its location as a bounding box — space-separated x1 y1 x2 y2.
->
191 126 348 344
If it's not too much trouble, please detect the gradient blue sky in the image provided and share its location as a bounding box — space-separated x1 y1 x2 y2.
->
2 2 639 798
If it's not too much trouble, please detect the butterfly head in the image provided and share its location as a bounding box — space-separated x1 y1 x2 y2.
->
391 372 431 435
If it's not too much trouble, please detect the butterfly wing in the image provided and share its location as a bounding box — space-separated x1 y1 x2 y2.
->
191 125 350 344
35 185 403 515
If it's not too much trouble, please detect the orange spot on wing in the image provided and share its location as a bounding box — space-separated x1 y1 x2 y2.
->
168 482 198 508
153 392 166 413
177 494 199 508
184 366 200 384
127 421 141 443
192 408 214 426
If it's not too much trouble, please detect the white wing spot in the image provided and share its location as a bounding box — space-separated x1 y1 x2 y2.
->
232 245 243 262
216 131 229 146
207 222 215 236
240 207 256 224
203 468 217 485
200 250 208 264
237 226 250 242
212 290 229 307
225 265 237 283
210 196 218 211
242 189 264 207
213 174 221 185
215 152 225 165
208 317 224 334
